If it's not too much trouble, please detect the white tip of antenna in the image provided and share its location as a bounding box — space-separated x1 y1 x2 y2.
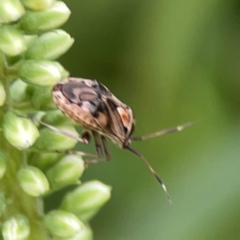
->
177 122 193 131
162 183 172 204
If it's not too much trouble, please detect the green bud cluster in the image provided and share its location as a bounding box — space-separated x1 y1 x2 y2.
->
0 1 111 239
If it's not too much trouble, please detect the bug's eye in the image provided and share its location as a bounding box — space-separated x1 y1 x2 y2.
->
123 126 128 135
52 83 63 92
129 123 135 137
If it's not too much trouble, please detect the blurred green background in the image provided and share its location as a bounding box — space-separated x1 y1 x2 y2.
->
58 1 240 239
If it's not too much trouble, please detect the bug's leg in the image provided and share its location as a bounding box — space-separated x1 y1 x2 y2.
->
101 135 111 160
131 122 193 141
81 130 91 143
56 150 97 158
92 131 103 157
27 116 88 144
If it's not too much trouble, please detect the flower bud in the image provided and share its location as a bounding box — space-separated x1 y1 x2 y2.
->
2 214 30 240
0 26 26 56
0 81 6 106
53 61 69 78
28 152 60 171
17 166 49 197
0 0 25 23
10 79 29 103
42 110 74 126
0 150 7 179
33 126 78 151
28 85 56 110
26 30 74 60
19 60 63 87
20 1 71 33
21 0 55 11
3 112 39 150
44 210 84 238
46 155 84 189
53 224 93 240
61 181 111 221
24 34 38 47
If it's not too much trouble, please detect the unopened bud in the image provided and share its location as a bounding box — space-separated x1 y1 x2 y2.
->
20 1 71 33
33 126 78 151
0 26 26 56
44 210 84 238
21 0 55 11
28 85 56 110
42 110 74 126
28 152 60 171
19 60 63 86
17 166 49 197
61 181 111 221
46 155 84 189
26 30 74 60
0 0 25 23
2 214 30 240
10 79 29 103
3 112 39 150
53 224 93 240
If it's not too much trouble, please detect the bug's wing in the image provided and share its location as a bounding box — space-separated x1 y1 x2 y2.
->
101 98 126 140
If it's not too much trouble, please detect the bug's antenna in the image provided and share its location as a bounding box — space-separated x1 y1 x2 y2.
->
126 146 172 203
131 122 193 141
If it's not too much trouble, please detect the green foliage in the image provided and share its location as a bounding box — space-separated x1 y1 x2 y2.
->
61 1 240 240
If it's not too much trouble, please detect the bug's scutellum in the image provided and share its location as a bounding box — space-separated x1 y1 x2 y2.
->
31 78 192 202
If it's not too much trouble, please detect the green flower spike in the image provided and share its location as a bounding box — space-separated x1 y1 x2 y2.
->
17 166 50 197
0 0 25 23
3 111 39 150
0 25 26 56
46 155 85 189
61 180 111 222
0 0 111 238
2 214 30 240
44 210 84 238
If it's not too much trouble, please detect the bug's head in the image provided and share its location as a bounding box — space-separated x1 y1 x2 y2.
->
115 105 135 148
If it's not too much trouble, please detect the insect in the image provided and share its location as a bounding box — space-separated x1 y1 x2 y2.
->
34 77 192 202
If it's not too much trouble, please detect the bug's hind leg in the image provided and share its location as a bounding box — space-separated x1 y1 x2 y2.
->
24 116 89 144
54 149 108 166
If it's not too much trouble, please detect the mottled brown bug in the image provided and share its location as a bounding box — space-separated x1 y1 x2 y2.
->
34 77 192 202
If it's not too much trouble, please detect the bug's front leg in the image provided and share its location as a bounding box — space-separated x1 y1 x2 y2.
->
22 115 109 164
92 131 103 157
101 135 111 160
